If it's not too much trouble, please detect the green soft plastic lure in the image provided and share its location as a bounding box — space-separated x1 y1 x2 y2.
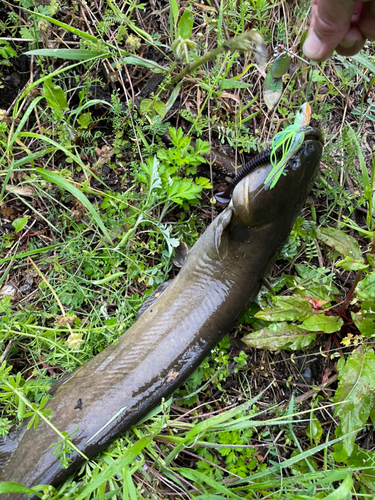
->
265 102 311 189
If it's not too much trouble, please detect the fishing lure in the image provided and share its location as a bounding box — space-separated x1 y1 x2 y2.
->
265 102 311 189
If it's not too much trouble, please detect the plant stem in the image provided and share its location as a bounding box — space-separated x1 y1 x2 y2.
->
6 384 89 461
338 271 362 317
170 31 266 86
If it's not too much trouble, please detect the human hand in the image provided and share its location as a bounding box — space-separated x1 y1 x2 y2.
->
303 0 375 61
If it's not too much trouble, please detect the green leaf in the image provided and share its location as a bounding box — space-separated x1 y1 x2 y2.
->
0 483 43 498
352 52 375 79
242 322 315 351
166 179 201 204
351 309 375 337
177 9 194 39
336 256 369 271
0 296 12 313
346 445 375 491
153 100 166 117
25 49 109 61
77 112 91 129
195 177 212 189
345 123 371 201
306 418 323 442
12 217 28 233
123 55 167 74
36 168 112 242
75 434 156 500
43 79 69 115
334 346 375 457
270 53 290 78
300 314 343 333
316 227 363 261
19 27 34 40
356 273 375 300
166 83 182 113
220 78 251 90
179 468 243 500
140 99 153 115
323 474 353 500
170 0 179 26
22 9 99 42
254 296 313 322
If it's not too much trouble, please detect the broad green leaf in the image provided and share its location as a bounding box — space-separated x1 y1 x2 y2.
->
254 295 313 322
123 55 167 74
271 53 290 78
77 112 91 129
153 100 166 117
242 323 315 351
300 314 343 333
306 418 322 443
177 9 194 39
36 168 112 242
356 272 375 299
220 78 251 90
336 256 368 271
139 98 153 115
0 483 43 497
12 217 28 233
25 49 109 61
316 227 363 261
43 79 69 115
334 346 375 456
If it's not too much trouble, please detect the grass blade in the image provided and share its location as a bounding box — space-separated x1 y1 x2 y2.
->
25 49 111 61
36 167 112 242
75 434 155 500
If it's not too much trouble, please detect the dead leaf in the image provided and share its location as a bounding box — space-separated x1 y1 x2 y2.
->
166 370 179 383
1 206 15 220
0 283 17 299
55 314 77 326
5 185 36 197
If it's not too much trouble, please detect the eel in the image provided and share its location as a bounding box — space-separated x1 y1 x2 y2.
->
0 128 323 497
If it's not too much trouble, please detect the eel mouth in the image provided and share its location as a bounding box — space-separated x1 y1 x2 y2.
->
304 126 324 144
215 126 323 205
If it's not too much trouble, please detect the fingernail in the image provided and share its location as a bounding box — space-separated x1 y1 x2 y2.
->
303 31 324 60
338 39 356 48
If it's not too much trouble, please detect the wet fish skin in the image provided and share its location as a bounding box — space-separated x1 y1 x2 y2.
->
0 132 323 497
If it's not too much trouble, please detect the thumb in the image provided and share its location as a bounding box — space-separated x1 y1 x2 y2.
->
303 0 359 61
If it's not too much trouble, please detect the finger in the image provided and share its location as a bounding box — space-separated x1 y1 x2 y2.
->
336 1 375 56
303 0 358 61
358 1 375 39
336 38 365 56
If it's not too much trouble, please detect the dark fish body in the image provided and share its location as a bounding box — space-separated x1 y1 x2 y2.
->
0 132 323 496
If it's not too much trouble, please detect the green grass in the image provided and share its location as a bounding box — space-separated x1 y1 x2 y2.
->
1 0 375 497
